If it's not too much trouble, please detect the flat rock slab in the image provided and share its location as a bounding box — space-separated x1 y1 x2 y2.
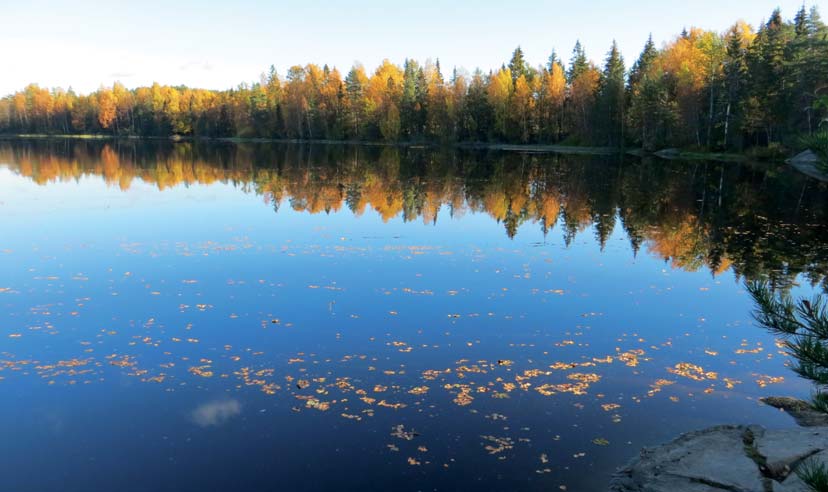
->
762 397 828 427
611 424 828 492
787 150 828 182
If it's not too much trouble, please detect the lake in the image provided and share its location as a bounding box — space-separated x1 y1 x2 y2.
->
1 139 827 491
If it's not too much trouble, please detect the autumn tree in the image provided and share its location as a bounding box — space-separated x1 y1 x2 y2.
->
537 53 566 142
567 42 600 143
509 74 533 142
425 60 450 140
367 60 403 141
487 67 513 140
284 66 310 138
97 87 117 132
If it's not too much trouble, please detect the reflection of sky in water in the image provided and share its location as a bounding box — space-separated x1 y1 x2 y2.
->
0 148 824 492
192 399 241 427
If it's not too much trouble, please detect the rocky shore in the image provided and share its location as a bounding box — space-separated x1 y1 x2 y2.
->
611 398 828 492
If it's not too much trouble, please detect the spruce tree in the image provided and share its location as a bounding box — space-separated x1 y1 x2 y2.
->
628 34 657 91
628 35 667 151
546 49 560 72
567 41 589 82
596 41 626 146
508 46 528 83
723 26 748 148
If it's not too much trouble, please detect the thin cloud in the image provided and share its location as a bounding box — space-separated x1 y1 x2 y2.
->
180 60 214 72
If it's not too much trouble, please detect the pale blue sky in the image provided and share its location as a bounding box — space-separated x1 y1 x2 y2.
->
2 0 825 95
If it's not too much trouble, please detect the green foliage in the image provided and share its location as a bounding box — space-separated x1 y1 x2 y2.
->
595 41 626 146
798 130 828 171
567 41 589 82
816 96 828 115
812 391 828 414
747 141 788 160
508 46 528 83
747 281 828 411
797 459 828 492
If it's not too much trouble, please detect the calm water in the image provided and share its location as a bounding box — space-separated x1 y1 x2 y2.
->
2 140 828 492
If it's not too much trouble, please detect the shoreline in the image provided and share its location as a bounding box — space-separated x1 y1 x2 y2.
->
4 134 825 178
0 133 753 162
612 397 828 492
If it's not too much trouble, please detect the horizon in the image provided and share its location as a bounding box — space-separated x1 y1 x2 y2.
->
3 0 826 96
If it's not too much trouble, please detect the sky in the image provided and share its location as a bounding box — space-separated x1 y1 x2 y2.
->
2 0 826 95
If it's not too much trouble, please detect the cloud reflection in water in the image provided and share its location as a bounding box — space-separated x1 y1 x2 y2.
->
191 399 241 427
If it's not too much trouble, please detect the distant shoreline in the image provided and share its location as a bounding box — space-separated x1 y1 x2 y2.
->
0 133 762 162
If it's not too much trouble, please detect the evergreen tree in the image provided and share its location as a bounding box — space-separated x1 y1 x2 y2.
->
722 25 749 148
745 9 794 143
567 41 589 82
508 46 528 83
401 59 422 139
628 35 657 91
596 41 626 146
546 49 560 71
790 6 828 135
628 36 670 150
748 281 828 413
344 65 367 138
460 69 492 141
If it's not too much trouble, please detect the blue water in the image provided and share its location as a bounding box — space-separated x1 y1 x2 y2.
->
1 140 827 491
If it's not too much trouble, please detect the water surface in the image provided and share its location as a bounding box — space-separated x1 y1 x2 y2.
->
2 140 828 491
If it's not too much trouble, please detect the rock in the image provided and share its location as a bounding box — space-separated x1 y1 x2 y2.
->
786 150 828 182
757 427 827 477
611 425 766 491
762 397 828 427
787 150 821 165
654 148 681 159
611 423 828 492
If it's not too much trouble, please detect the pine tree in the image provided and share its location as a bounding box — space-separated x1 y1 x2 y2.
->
344 65 367 139
567 41 589 82
722 24 749 148
401 59 421 139
628 35 657 90
461 69 491 141
745 9 794 143
596 41 626 146
747 281 828 413
546 49 560 71
508 46 528 83
628 35 669 150
795 5 809 38
792 7 828 135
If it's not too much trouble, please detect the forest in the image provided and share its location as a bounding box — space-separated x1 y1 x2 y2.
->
1 7 826 155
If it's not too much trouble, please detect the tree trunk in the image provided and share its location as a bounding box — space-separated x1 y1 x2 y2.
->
724 101 731 148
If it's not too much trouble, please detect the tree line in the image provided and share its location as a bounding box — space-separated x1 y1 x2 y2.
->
1 6 826 152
